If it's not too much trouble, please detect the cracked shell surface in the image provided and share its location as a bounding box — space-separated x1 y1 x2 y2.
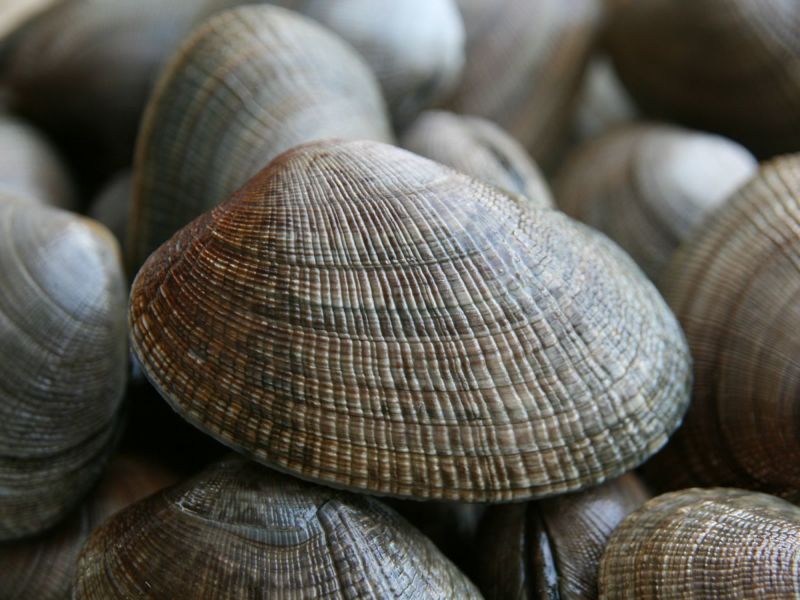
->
129 139 691 502
73 456 482 599
598 488 800 599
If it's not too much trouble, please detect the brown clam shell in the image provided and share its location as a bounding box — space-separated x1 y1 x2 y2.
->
598 488 800 599
127 5 392 272
555 123 757 281
73 456 482 599
0 455 176 600
448 0 601 167
130 139 691 502
401 110 553 208
649 155 800 500
476 473 649 599
0 201 127 540
606 0 800 158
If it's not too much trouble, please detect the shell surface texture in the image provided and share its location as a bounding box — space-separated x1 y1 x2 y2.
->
476 473 649 600
649 154 800 501
130 139 691 502
401 110 553 209
0 455 176 600
127 4 392 272
73 456 482 599
555 123 757 281
598 488 800 599
0 200 128 540
606 0 800 158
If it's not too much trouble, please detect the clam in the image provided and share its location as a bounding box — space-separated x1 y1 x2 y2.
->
127 4 392 272
646 154 800 500
0 455 176 600
74 456 481 598
0 0 224 177
267 0 464 127
447 0 601 167
401 110 553 208
554 123 757 281
0 114 74 209
0 200 127 540
130 139 691 502
599 488 800 598
571 57 638 143
606 0 800 158
476 473 649 599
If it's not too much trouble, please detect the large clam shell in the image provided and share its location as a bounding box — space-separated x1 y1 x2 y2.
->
598 488 800 599
649 155 800 500
0 201 127 540
73 456 482 598
401 110 553 208
555 124 757 281
606 0 800 158
127 5 392 272
130 139 691 502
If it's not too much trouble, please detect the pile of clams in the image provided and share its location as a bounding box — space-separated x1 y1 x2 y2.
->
0 0 799 598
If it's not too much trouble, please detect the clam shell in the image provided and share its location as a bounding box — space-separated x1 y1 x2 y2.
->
0 455 176 600
606 0 800 158
448 0 600 167
571 57 638 143
401 110 553 208
130 139 691 502
74 456 482 598
127 5 392 272
0 202 127 540
0 0 225 176
555 123 757 281
476 473 649 599
270 0 465 127
0 114 75 209
647 155 800 500
598 488 800 599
